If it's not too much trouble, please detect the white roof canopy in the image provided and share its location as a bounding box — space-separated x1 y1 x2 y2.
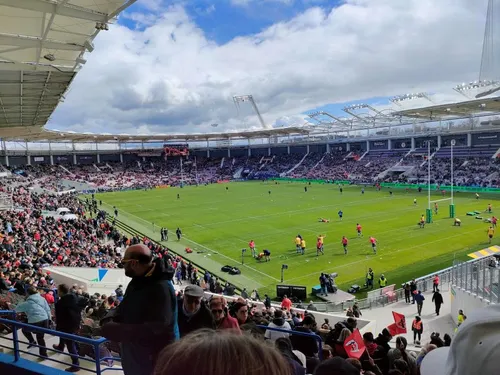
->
0 0 135 130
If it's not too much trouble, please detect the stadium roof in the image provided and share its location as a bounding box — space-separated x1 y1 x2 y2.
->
0 126 310 142
393 96 500 120
0 0 135 131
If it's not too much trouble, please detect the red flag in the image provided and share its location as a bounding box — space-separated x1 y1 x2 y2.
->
388 311 407 336
387 323 401 336
344 329 366 359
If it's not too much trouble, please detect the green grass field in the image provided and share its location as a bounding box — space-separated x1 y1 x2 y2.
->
94 182 500 298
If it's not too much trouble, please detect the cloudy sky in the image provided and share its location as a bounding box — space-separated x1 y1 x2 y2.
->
47 0 489 135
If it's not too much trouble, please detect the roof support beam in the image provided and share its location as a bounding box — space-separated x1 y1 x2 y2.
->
0 96 8 125
32 72 51 125
0 0 108 23
109 0 138 19
0 61 73 72
20 70 23 126
0 33 84 51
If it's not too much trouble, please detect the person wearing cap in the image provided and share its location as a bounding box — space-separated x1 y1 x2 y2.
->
177 285 215 337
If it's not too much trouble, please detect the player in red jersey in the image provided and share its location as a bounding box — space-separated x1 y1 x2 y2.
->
341 236 348 255
369 236 377 254
249 240 256 258
356 223 362 237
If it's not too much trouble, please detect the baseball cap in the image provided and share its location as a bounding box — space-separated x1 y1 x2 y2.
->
184 285 204 298
420 304 500 375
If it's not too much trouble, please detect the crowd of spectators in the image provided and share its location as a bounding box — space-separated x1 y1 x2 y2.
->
1 147 496 374
5 145 500 190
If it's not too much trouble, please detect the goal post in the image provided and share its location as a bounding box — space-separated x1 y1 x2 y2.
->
427 139 456 221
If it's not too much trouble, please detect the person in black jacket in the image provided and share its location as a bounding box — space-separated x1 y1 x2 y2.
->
100 244 179 375
53 283 88 373
432 288 444 316
177 285 215 337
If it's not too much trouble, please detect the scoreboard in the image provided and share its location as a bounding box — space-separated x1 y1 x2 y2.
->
164 143 189 156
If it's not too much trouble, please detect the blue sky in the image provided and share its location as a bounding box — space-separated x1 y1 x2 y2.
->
121 0 335 44
50 0 483 134
117 0 397 120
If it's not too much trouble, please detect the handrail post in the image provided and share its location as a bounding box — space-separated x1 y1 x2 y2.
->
94 342 102 375
12 324 20 362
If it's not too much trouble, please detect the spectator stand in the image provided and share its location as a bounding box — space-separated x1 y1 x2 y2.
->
202 290 377 334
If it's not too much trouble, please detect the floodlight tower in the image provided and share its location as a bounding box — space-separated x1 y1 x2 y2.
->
390 93 433 108
454 0 500 98
308 111 353 128
342 104 371 123
233 95 270 129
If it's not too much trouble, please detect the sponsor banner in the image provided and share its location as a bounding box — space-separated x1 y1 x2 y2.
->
155 185 171 189
138 152 162 157
472 132 500 145
370 140 387 149
217 180 230 184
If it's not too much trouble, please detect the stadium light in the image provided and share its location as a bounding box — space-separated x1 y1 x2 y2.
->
453 80 500 98
308 111 325 117
95 22 109 31
343 104 369 111
390 93 432 107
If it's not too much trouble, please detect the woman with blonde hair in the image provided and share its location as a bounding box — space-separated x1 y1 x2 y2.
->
154 329 292 375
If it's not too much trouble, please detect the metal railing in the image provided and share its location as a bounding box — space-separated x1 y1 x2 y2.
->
451 258 500 304
0 310 121 374
305 266 455 313
256 324 324 360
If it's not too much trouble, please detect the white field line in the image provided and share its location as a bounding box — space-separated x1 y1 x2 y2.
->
100 202 266 287
182 195 413 230
282 226 487 284
211 212 479 272
182 236 281 282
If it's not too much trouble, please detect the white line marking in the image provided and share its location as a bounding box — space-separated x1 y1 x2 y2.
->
182 236 281 282
282 226 487 283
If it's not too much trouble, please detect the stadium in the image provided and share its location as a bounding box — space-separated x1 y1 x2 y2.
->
1 0 500 374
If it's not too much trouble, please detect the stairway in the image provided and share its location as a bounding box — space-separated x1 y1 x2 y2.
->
58 165 74 176
358 150 369 161
493 146 500 159
93 164 101 172
281 153 309 177
309 154 326 172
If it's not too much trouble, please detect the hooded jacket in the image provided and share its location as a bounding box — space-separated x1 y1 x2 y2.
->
101 258 179 375
265 316 292 342
15 293 51 324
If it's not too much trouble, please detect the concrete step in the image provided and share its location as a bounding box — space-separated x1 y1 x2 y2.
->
0 331 123 374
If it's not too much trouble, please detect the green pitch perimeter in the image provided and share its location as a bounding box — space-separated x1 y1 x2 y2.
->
94 182 500 297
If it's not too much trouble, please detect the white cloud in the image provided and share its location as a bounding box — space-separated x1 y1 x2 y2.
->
49 0 489 135
230 0 294 6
